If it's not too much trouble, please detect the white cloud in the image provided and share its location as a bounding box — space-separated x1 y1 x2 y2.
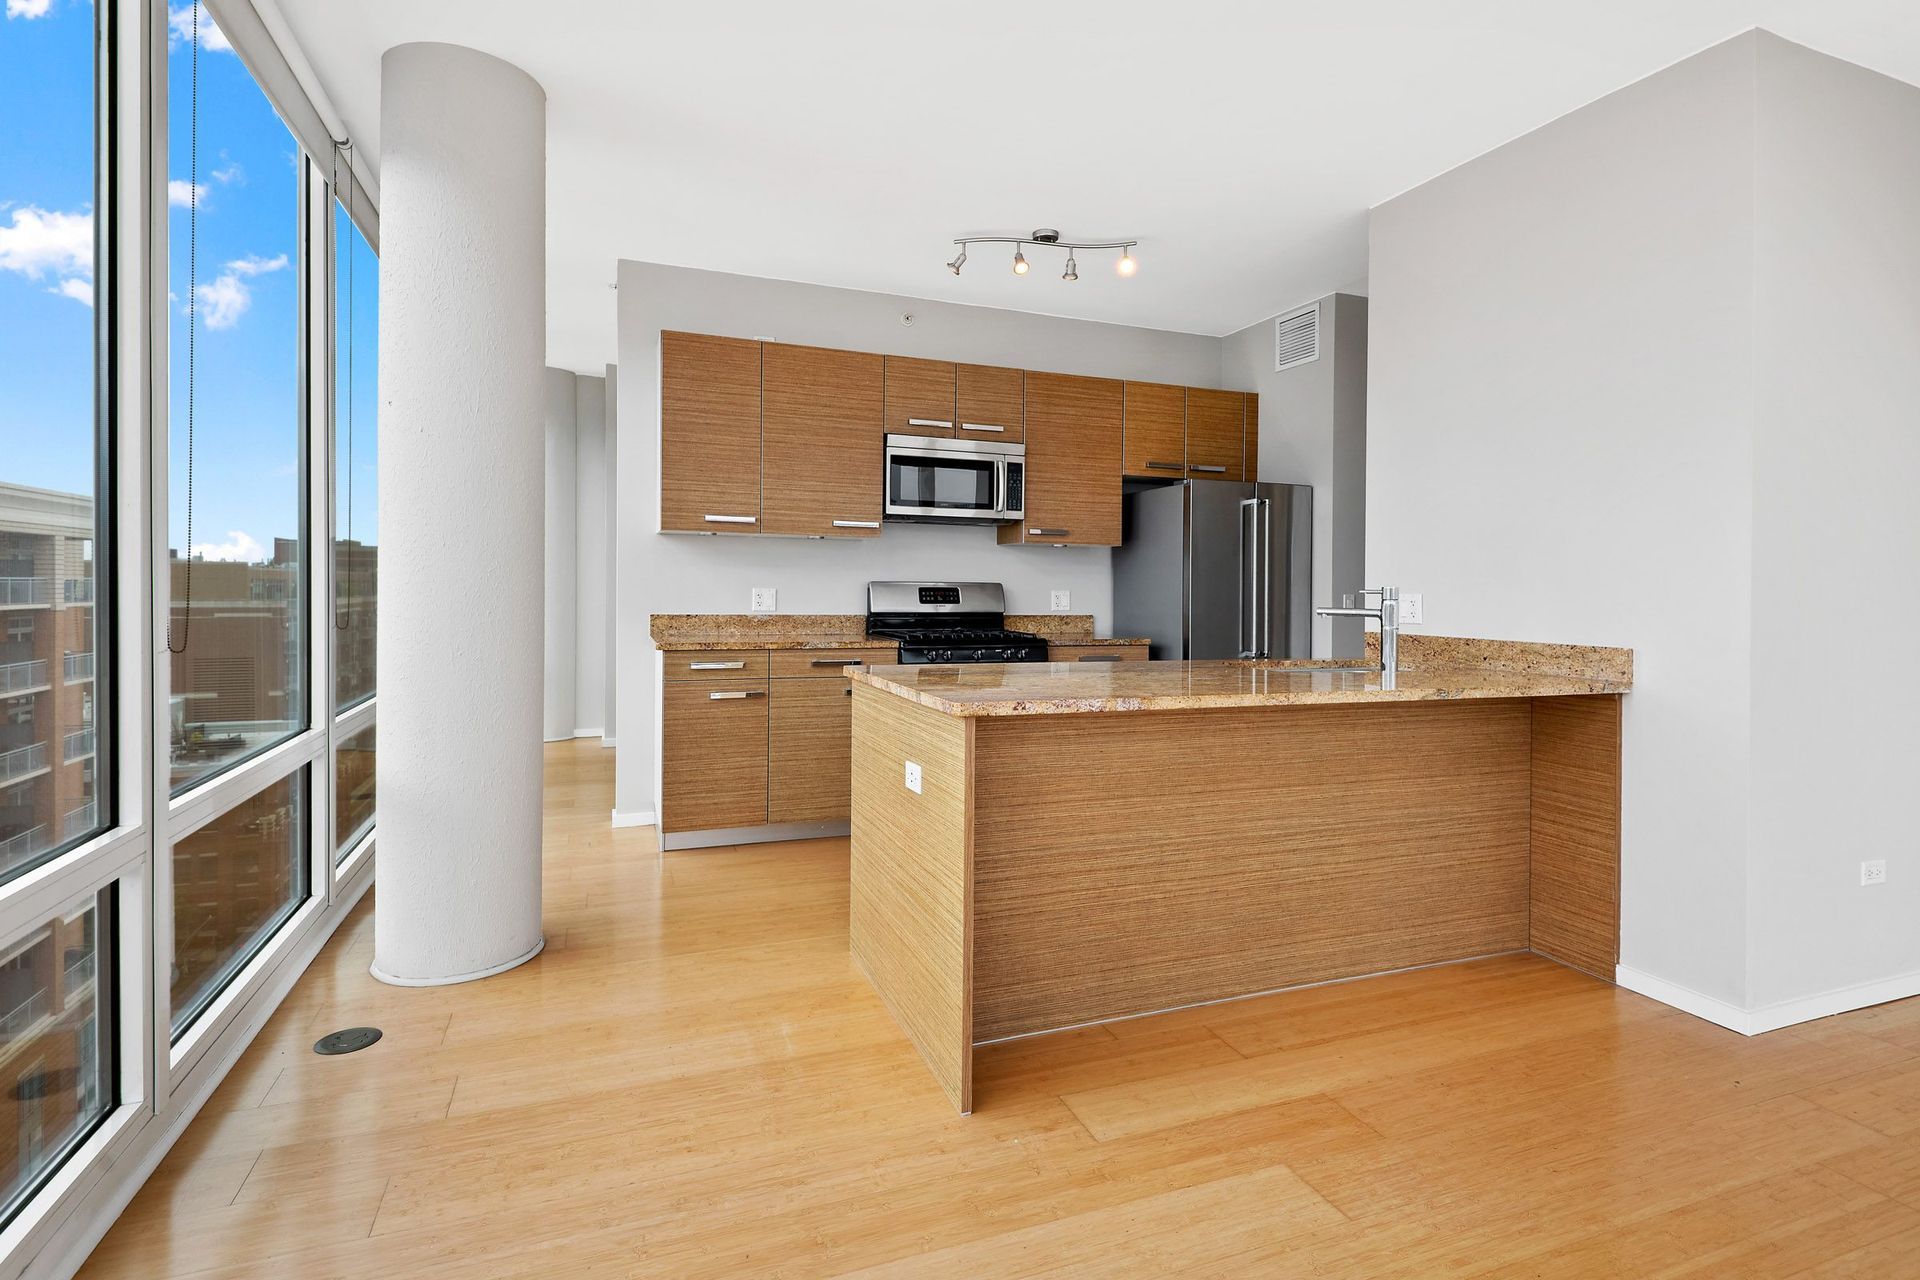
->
0 205 92 279
226 253 287 276
7 0 55 19
51 277 92 307
211 160 244 185
167 179 207 208
190 531 265 563
166 4 231 52
190 252 287 329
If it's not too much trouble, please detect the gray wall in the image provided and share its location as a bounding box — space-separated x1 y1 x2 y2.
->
542 368 578 742
614 261 1227 819
543 368 610 741
1748 34 1920 1009
1369 30 1920 1024
1368 33 1759 1009
1222 293 1368 657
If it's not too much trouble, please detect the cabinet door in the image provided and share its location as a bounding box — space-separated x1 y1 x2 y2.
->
762 343 886 537
660 681 768 832
1123 382 1186 479
1185 388 1246 481
1243 392 1260 482
660 332 762 532
955 364 1025 443
885 357 956 437
1000 372 1123 546
769 677 856 823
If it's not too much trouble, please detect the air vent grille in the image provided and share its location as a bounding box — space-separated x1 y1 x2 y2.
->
1274 304 1319 372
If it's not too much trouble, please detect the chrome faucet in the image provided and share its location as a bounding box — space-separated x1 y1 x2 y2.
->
1316 587 1400 690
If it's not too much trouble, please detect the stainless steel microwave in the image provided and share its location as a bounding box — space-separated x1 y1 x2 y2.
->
882 433 1025 525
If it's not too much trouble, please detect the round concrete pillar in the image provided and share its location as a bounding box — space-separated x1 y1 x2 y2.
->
373 43 546 985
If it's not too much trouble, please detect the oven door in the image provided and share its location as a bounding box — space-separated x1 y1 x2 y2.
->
884 435 1011 523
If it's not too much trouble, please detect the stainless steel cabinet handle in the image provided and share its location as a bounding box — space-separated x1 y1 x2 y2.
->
832 519 881 529
707 690 765 700
1144 460 1183 471
1028 527 1069 537
703 514 756 524
811 658 862 667
688 661 745 670
907 418 953 430
959 423 1006 433
1077 654 1122 662
1192 465 1228 474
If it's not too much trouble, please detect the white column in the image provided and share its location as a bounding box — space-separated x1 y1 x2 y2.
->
544 368 577 741
373 43 547 985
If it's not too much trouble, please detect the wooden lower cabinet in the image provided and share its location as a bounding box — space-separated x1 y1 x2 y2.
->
770 678 856 823
660 680 768 832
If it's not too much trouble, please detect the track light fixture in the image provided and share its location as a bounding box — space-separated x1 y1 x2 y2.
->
945 228 1138 282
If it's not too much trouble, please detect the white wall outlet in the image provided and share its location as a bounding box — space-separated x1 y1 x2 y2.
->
1401 593 1424 625
1862 859 1888 886
1050 590 1071 612
1342 593 1355 609
903 761 923 795
750 587 776 613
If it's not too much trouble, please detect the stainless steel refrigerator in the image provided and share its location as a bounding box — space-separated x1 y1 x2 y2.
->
1112 481 1312 660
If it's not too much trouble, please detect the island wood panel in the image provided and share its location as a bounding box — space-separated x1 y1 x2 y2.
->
1529 695 1622 980
968 699 1534 1041
659 679 769 833
659 332 762 531
761 342 886 536
999 371 1123 547
849 684 976 1113
1122 381 1187 478
884 356 955 435
954 363 1025 441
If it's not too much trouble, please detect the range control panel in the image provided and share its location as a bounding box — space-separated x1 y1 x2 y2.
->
917 586 962 605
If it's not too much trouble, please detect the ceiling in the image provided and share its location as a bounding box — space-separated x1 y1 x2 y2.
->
270 0 1920 373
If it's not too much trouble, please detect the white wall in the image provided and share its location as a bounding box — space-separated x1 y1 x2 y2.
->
613 261 1225 818
1368 34 1760 1008
1748 34 1920 1010
573 374 609 736
542 367 578 742
1222 293 1369 657
602 364 618 742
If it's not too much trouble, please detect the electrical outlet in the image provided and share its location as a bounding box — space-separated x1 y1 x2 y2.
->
750 587 776 613
1402 593 1424 625
1050 590 1071 612
903 761 923 795
1342 593 1355 609
1862 859 1888 886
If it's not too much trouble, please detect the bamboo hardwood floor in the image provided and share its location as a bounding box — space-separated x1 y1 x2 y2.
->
76 740 1920 1278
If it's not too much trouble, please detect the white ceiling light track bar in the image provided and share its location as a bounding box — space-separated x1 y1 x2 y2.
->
948 228 1138 280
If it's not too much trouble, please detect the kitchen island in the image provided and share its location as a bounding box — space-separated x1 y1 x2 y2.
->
847 635 1632 1113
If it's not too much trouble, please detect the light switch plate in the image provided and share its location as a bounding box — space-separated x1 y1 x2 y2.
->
904 761 923 795
750 587 776 613
1050 590 1071 612
1401 593 1424 625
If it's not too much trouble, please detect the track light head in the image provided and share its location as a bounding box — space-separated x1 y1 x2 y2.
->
1062 253 1078 282
1012 248 1029 275
947 246 967 275
1117 247 1137 277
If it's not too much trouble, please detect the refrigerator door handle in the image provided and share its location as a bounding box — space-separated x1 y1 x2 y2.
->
1257 496 1273 658
1238 498 1260 658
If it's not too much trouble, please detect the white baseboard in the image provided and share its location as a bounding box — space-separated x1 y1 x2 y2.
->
35 865 375 1280
1617 963 1920 1036
572 727 604 739
611 808 654 828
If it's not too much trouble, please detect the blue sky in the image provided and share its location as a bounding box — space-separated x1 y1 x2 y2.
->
1 0 376 559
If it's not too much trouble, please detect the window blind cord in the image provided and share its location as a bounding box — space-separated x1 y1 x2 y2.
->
166 0 201 656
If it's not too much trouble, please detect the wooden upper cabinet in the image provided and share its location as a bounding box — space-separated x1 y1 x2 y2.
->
1123 382 1187 479
1244 392 1260 481
884 356 955 437
955 364 1025 442
999 372 1123 547
762 342 886 537
660 332 762 532
1185 388 1246 481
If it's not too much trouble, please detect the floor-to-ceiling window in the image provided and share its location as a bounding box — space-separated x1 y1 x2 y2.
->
0 0 117 1229
331 197 375 869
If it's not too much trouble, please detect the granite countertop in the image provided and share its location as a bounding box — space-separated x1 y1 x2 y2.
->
649 613 1149 651
849 635 1632 717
